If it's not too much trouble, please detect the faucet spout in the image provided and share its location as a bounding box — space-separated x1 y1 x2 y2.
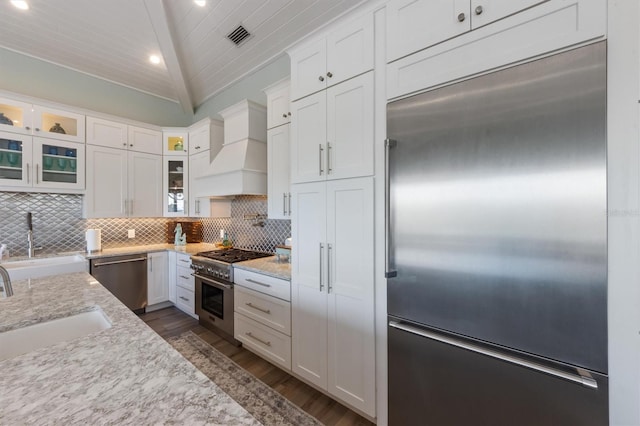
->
0 265 13 298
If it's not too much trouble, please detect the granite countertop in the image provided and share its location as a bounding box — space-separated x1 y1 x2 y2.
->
234 256 291 281
0 272 259 425
83 242 220 259
1 243 220 264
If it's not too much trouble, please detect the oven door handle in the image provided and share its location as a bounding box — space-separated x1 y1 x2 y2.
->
192 273 233 290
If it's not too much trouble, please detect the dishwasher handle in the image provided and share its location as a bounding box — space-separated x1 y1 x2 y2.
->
92 257 147 267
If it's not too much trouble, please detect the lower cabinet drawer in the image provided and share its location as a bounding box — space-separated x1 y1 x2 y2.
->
176 266 194 292
176 286 195 316
234 268 290 301
235 286 291 336
235 314 292 371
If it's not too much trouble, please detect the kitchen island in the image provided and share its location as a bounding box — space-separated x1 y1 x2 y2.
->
0 272 259 425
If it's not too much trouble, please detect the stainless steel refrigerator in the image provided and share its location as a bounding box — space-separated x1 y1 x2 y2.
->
386 41 608 425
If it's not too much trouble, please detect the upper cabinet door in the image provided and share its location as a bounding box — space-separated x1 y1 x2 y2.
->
33 138 85 190
86 117 127 149
470 0 548 29
84 144 128 218
290 91 327 184
326 72 374 181
0 131 31 188
163 130 189 156
0 98 32 135
387 0 471 63
325 13 374 88
128 126 162 155
290 39 327 101
267 124 291 219
265 80 291 129
32 105 85 143
129 151 162 217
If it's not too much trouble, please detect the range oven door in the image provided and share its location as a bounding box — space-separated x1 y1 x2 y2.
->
194 274 235 338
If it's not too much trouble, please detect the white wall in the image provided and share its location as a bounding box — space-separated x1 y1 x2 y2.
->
607 0 640 424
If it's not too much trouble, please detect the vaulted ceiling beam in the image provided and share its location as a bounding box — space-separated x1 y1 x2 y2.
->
143 0 193 114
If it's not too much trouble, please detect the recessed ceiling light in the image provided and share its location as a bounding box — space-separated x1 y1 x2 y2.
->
149 55 161 65
10 0 29 10
194 0 206 7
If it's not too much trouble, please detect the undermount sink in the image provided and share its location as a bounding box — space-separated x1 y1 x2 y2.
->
0 309 112 361
2 254 87 281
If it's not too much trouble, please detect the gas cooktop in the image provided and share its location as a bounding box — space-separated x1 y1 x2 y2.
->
194 248 271 264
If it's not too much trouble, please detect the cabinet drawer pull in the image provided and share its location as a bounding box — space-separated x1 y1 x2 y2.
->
246 302 271 314
179 275 190 280
327 142 332 174
319 243 324 292
246 278 271 288
288 192 292 216
26 163 30 184
326 71 333 78
35 164 39 184
319 144 324 175
458 12 466 22
327 243 333 293
179 296 189 302
475 5 483 15
318 75 325 82
246 332 271 347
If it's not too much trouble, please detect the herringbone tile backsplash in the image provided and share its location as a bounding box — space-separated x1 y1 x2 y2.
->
0 192 290 257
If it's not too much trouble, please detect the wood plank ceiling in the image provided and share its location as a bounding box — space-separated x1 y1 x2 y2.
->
0 0 361 112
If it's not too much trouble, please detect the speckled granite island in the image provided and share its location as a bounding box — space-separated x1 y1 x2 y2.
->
0 272 259 425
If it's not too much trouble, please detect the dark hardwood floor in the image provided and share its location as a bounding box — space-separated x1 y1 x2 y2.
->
139 307 375 426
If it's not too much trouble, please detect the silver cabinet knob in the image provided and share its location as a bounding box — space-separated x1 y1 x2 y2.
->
282 113 287 118
458 12 465 22
35 128 40 131
475 5 483 14
123 143 127 146
25 126 31 130
129 144 133 147
319 75 325 82
287 112 291 116
326 71 333 78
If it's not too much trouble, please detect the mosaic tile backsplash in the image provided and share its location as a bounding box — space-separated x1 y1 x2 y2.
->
0 192 290 257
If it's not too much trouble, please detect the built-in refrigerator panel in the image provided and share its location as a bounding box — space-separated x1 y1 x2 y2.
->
387 41 607 373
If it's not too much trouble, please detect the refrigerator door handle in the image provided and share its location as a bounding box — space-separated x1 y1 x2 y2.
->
385 138 397 278
389 320 598 390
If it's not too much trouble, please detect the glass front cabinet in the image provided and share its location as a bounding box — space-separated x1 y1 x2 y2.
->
163 130 189 156
0 98 85 143
0 131 84 191
163 156 189 216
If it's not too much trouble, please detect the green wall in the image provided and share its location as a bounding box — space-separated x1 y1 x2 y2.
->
194 54 290 121
0 47 290 127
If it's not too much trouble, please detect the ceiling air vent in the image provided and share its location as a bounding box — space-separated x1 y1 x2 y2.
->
227 25 251 46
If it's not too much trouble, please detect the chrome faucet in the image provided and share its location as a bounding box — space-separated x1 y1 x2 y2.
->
0 265 13 298
26 212 42 258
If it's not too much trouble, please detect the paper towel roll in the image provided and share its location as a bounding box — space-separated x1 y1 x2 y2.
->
86 229 102 253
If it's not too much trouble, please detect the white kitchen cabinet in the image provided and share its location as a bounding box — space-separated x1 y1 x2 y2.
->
87 117 161 155
163 156 189 217
234 268 292 371
0 132 84 191
291 72 373 184
168 251 177 303
0 98 85 143
264 79 291 129
163 129 189 156
147 251 169 306
386 0 547 63
267 124 291 219
386 0 605 98
127 126 162 155
175 253 197 318
84 145 162 217
188 150 211 217
291 177 375 416
289 13 373 101
188 118 223 156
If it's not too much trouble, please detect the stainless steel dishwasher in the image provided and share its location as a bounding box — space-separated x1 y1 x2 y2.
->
90 253 148 314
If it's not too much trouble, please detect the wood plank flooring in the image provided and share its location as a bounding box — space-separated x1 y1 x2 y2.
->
139 307 375 426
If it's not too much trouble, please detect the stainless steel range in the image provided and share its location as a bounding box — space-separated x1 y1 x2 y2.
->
191 249 271 345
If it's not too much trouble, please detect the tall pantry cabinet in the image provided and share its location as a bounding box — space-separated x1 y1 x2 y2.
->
288 10 376 418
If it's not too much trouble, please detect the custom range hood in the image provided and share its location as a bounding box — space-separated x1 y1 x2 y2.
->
197 100 267 196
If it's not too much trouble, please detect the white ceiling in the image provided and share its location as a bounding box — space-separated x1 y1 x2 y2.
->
0 0 361 112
